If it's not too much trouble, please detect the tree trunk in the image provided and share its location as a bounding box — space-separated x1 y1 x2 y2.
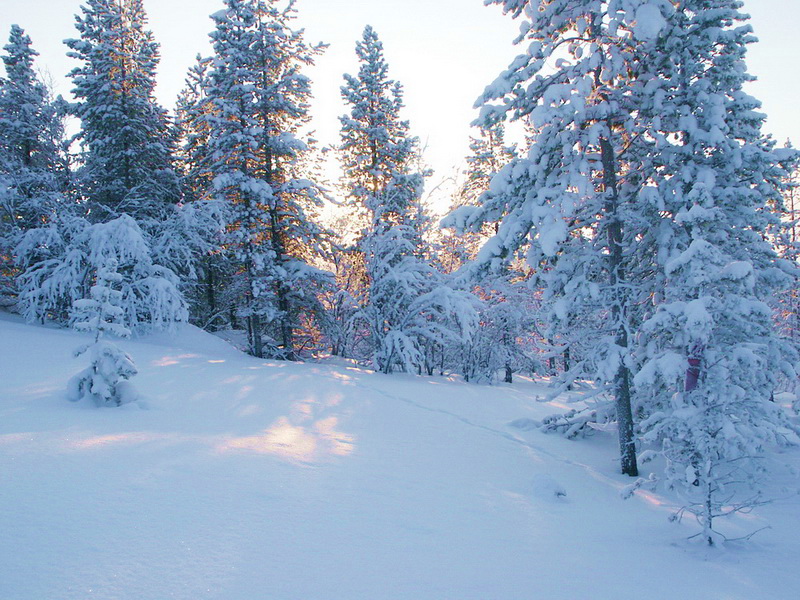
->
276 284 295 360
250 313 263 359
205 267 217 331
600 134 638 477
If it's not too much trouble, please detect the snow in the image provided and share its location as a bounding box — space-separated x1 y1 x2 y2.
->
1 314 800 599
631 3 667 41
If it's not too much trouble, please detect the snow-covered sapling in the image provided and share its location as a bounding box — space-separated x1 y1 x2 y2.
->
67 259 138 406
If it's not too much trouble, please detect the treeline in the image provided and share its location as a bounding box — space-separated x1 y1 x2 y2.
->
0 0 536 381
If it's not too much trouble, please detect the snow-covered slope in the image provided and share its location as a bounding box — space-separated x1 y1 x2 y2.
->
1 314 799 600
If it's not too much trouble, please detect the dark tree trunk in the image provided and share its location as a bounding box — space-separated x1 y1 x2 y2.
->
600 134 638 478
564 346 572 391
250 313 263 359
205 267 217 331
276 284 295 361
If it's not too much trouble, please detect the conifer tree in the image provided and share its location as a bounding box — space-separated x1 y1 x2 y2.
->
627 0 798 544
17 214 186 331
466 0 673 475
471 0 797 537
0 25 66 304
341 26 475 373
442 123 532 383
204 0 331 359
175 54 215 203
66 0 180 223
67 258 139 407
443 124 515 273
168 54 231 330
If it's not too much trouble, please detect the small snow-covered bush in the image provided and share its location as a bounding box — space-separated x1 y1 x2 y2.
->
67 259 139 407
67 341 138 406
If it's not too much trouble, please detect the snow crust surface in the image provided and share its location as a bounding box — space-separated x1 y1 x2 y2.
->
1 314 799 599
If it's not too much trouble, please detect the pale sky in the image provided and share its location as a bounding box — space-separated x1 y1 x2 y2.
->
1 0 798 205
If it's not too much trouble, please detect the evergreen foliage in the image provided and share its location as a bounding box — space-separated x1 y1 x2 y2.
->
472 0 798 538
0 25 66 306
17 214 187 331
66 0 180 223
3 0 799 542
204 0 331 359
340 26 476 374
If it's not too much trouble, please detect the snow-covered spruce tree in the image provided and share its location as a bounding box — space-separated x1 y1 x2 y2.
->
441 124 515 274
340 26 476 374
774 162 800 345
441 123 537 383
463 0 690 475
175 54 216 204
149 197 228 328
67 258 139 407
453 270 539 383
472 0 796 531
155 55 233 330
205 0 332 359
15 211 88 323
0 25 67 306
627 0 799 544
66 0 180 224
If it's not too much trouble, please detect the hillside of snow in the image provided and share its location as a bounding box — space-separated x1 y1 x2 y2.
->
1 314 799 600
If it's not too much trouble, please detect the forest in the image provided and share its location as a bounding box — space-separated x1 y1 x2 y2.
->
1 0 799 550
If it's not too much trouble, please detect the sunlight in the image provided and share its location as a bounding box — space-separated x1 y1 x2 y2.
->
329 371 354 383
292 402 314 419
324 393 344 408
216 415 354 463
635 489 667 508
151 353 200 367
235 404 262 417
71 432 164 449
0 432 34 446
235 385 254 401
548 400 573 411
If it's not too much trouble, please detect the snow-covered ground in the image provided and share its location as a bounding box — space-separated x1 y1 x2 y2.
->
1 314 799 600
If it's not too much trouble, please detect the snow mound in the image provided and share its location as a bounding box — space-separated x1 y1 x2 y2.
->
531 473 568 502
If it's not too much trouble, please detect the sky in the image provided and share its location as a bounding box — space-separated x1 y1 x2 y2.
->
1 0 798 206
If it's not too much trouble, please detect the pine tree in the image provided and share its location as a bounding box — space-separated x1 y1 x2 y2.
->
442 124 515 273
442 123 533 383
340 26 475 373
626 0 798 544
775 161 800 344
204 0 331 359
65 0 180 224
0 25 66 305
474 0 797 537
467 0 680 475
175 54 215 203
164 54 231 330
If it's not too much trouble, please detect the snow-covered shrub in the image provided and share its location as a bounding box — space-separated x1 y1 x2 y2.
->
67 260 138 407
67 341 139 407
17 214 187 331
